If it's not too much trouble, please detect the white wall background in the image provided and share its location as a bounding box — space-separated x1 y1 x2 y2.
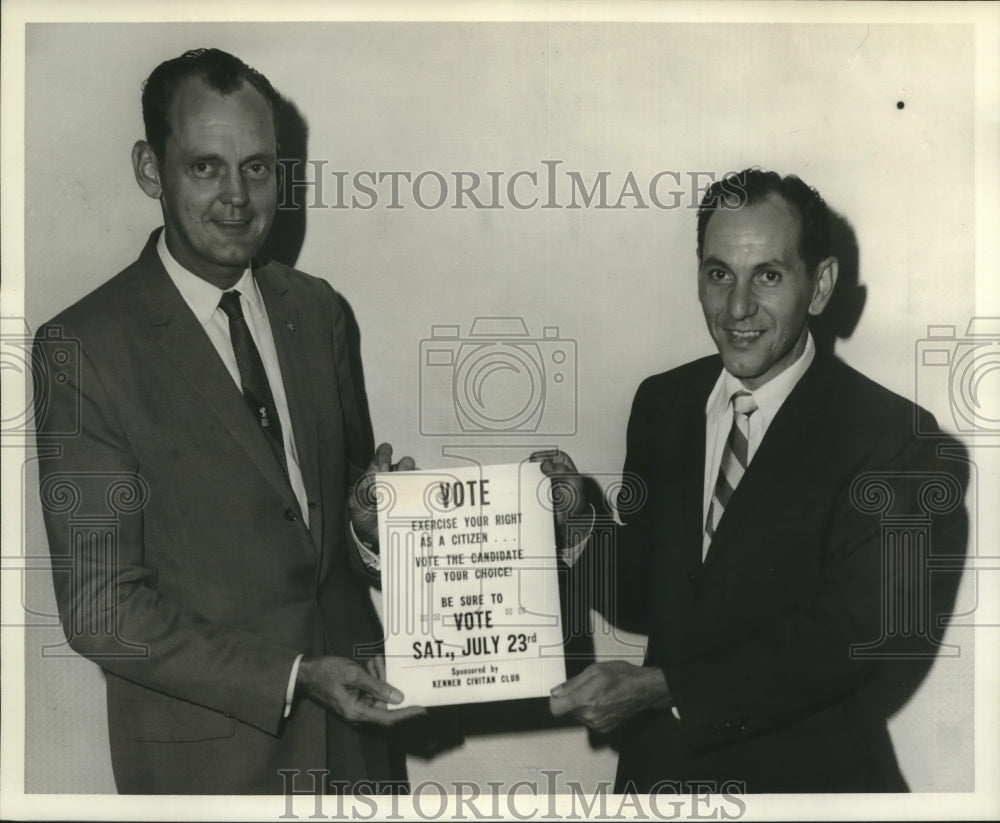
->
19 21 980 795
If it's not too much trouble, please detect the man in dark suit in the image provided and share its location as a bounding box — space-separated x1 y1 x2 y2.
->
33 48 424 794
541 169 968 792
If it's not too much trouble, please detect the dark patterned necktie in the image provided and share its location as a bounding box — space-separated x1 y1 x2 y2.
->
705 390 758 544
218 290 287 475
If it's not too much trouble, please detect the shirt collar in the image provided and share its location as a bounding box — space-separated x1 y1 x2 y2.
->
706 332 816 420
157 230 264 326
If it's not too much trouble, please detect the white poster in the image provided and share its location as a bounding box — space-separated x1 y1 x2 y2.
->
378 462 566 707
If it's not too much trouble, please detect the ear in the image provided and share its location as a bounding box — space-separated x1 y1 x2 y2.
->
808 256 839 316
132 141 163 199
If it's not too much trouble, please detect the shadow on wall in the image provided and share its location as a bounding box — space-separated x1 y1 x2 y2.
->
263 95 374 457
819 209 970 726
813 208 867 358
264 95 308 270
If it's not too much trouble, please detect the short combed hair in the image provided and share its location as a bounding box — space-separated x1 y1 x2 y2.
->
696 168 831 274
141 48 283 159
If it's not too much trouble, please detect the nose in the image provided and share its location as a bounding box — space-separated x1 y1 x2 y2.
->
219 169 249 207
727 278 757 320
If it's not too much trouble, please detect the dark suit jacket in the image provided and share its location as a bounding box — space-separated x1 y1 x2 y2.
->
591 351 968 793
33 230 393 794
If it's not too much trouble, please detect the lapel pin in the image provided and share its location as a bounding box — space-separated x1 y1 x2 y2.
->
285 320 296 332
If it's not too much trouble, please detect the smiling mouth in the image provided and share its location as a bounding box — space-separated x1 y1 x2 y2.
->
726 329 765 342
212 219 255 233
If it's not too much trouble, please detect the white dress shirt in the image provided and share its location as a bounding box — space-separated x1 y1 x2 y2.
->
156 233 304 716
702 333 816 558
157 233 310 526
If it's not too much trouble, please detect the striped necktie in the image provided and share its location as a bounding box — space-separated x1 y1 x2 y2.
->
705 390 758 548
218 290 288 476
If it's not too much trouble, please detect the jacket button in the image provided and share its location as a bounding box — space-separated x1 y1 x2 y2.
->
686 572 698 584
284 507 298 521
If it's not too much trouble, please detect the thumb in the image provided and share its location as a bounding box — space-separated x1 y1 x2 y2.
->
354 667 404 705
371 442 393 473
549 693 575 717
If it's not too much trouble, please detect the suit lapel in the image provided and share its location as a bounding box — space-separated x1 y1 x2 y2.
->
702 354 833 570
642 360 715 574
133 232 300 510
255 263 323 552
674 373 712 572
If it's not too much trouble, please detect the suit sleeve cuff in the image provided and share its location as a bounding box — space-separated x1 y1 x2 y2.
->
664 670 680 719
655 664 680 720
284 653 304 718
350 521 381 574
561 504 596 566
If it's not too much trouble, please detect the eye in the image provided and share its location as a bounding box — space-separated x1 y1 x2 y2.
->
704 268 731 283
757 270 782 284
243 161 272 180
190 160 217 179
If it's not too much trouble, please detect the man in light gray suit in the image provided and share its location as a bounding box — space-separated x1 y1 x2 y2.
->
34 48 423 794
